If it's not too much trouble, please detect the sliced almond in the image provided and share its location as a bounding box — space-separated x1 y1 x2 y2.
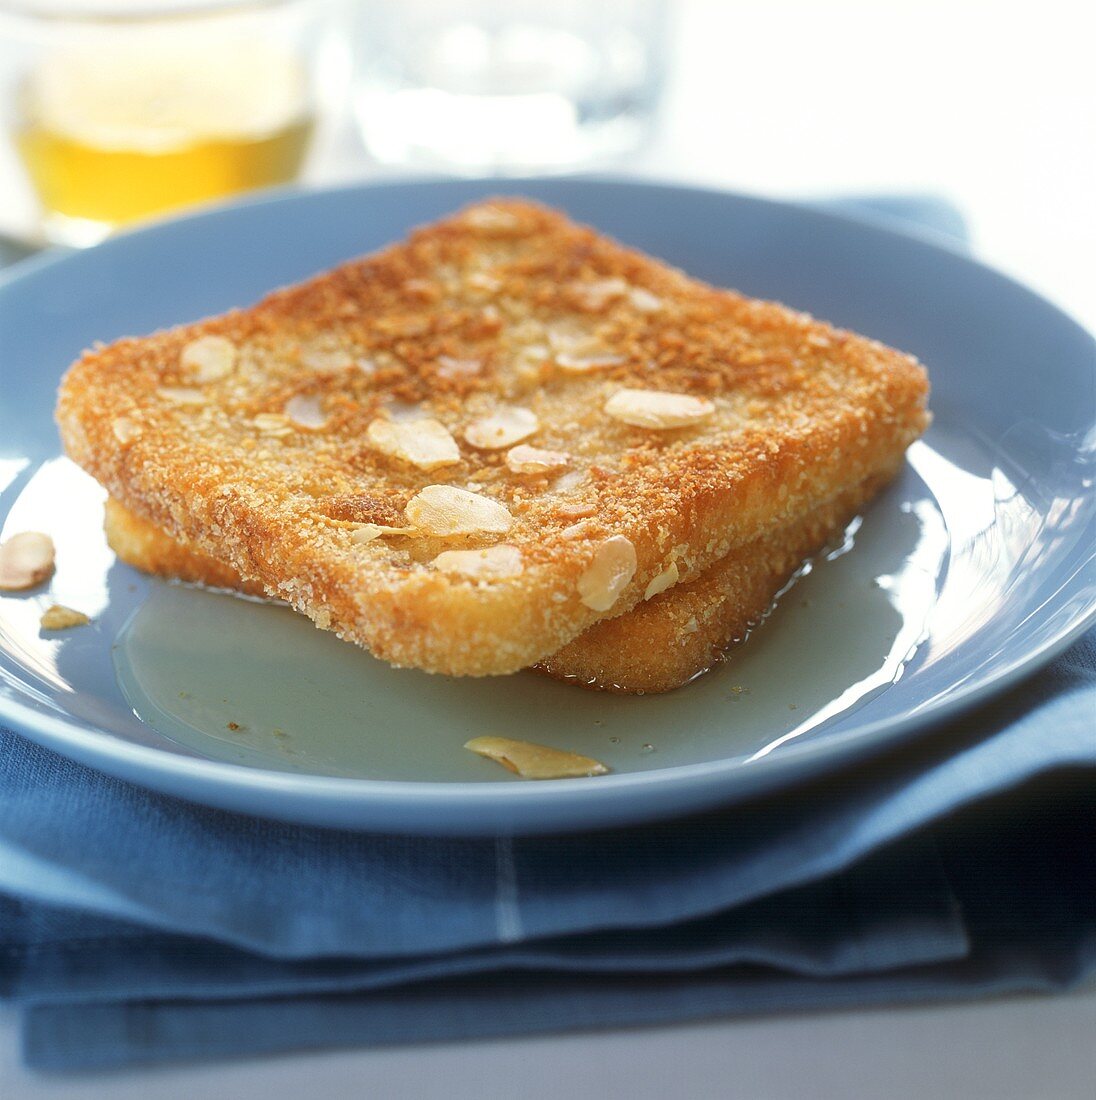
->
112 416 141 444
432 544 523 580
556 501 596 519
629 287 664 312
604 389 715 430
577 535 637 611
349 523 416 544
506 444 570 475
552 471 587 496
253 413 292 437
284 394 327 429
463 407 538 450
466 272 501 293
546 325 624 373
436 356 483 380
181 334 236 382
405 485 513 536
158 386 207 406
513 343 550 371
301 347 353 372
464 736 609 779
561 519 598 541
40 604 90 630
382 400 426 422
555 352 625 374
367 418 461 471
461 204 520 233
0 531 56 591
644 561 680 600
572 277 628 309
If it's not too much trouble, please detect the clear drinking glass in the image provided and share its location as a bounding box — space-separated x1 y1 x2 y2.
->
351 0 670 174
0 0 335 247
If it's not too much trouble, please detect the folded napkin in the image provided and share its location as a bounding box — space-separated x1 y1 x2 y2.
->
1 197 1093 1072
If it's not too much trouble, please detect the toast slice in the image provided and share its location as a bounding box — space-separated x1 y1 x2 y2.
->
58 199 929 676
104 464 890 693
541 466 896 692
104 495 268 598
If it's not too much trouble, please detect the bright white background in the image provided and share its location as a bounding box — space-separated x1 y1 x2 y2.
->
2 1 1094 1096
638 0 1096 333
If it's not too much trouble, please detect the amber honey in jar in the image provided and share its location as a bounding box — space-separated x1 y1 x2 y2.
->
17 41 312 228
3 1 328 246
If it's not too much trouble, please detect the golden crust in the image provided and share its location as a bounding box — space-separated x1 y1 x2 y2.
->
538 468 898 693
104 465 895 694
58 199 929 676
103 496 267 597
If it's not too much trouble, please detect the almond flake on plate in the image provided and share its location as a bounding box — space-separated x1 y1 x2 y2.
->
40 604 90 630
464 736 609 779
0 531 55 591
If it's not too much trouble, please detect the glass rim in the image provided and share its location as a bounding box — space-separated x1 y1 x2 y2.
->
0 0 307 25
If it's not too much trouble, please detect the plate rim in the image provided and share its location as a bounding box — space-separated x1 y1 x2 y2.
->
1 176 1093 834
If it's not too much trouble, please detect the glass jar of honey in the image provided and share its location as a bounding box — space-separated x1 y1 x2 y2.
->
0 1 337 246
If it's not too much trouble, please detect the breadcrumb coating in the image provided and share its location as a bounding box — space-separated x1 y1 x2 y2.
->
104 465 895 693
538 468 898 692
58 199 929 676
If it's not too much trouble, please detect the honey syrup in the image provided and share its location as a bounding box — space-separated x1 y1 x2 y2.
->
16 39 313 238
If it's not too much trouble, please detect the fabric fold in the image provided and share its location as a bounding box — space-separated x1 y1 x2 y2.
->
0 642 1090 961
17 760 1096 1073
1 198 1093 1073
0 838 969 1009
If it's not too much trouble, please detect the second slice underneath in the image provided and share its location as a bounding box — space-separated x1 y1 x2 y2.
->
58 199 929 677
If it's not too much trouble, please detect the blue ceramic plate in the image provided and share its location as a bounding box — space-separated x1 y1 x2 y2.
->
1 179 1093 834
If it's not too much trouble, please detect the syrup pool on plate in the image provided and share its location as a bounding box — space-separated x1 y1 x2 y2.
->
110 491 948 783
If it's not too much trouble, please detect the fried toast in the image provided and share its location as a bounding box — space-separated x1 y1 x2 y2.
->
58 199 929 676
540 467 896 692
104 463 891 692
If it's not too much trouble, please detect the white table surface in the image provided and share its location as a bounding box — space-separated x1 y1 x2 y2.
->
3 989 1096 1098
2 2 1093 1095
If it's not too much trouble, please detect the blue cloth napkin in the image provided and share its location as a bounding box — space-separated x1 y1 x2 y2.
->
1 197 1093 1072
